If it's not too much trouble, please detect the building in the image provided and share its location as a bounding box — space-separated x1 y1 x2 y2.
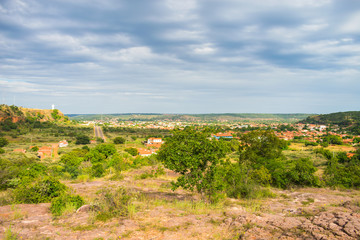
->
58 140 68 147
13 149 26 153
137 148 158 157
37 146 53 159
212 132 234 140
145 138 163 148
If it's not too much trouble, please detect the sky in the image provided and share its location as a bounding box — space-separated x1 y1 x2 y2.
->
0 0 359 114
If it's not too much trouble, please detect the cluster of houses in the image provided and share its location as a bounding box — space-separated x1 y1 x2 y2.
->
13 140 69 159
137 138 164 156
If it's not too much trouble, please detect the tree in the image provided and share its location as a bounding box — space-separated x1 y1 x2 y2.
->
94 144 116 158
239 130 285 166
124 147 138 156
113 136 126 144
157 127 227 199
238 130 319 188
75 135 90 145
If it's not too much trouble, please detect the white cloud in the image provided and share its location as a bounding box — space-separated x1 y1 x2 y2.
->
341 11 360 33
162 30 204 41
193 43 216 54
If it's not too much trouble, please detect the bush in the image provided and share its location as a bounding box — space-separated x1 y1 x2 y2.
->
91 163 105 178
0 137 9 147
94 144 116 158
305 141 318 146
30 146 39 152
0 148 4 154
286 158 320 187
75 135 90 145
94 187 131 221
14 176 67 203
113 136 125 144
124 147 138 156
50 193 85 216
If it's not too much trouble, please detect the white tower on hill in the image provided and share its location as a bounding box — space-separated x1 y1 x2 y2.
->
52 104 55 110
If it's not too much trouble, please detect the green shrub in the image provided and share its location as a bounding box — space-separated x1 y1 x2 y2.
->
85 150 106 164
94 187 131 221
0 148 5 154
75 135 90 145
30 146 39 152
324 153 360 188
50 193 85 216
0 156 43 190
14 176 67 203
286 158 320 187
113 136 125 144
124 147 138 156
82 145 90 151
94 144 116 158
108 154 129 172
0 137 9 147
305 141 318 146
91 163 105 178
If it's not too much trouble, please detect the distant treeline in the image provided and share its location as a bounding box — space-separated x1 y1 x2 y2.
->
69 113 313 122
102 126 171 137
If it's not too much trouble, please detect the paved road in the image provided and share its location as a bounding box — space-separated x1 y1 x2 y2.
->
94 125 106 142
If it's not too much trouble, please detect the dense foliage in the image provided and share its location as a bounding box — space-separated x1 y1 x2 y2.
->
158 128 320 202
158 127 227 199
113 136 126 144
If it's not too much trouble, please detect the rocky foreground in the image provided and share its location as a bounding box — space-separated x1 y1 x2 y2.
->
1 168 360 240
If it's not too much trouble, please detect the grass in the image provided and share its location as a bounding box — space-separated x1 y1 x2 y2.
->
301 197 315 206
0 190 14 206
130 192 225 216
4 225 19 240
237 199 267 214
71 224 97 231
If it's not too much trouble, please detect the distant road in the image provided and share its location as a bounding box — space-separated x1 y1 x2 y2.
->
94 125 106 142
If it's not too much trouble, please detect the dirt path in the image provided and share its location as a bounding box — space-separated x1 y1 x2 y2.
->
1 169 360 239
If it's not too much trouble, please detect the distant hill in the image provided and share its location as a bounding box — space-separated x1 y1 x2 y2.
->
0 104 68 123
299 111 360 126
68 113 313 123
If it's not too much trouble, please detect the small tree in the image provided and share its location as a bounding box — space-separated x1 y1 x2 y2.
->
157 127 227 199
124 147 138 156
75 135 90 145
113 137 126 144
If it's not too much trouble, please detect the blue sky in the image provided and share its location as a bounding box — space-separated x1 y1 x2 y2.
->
0 0 359 114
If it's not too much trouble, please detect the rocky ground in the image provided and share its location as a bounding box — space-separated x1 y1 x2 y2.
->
1 167 360 240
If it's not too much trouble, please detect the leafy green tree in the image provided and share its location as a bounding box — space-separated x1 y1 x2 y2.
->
124 147 138 156
157 128 227 199
322 135 343 145
286 158 319 186
239 130 285 166
94 144 116 158
238 130 319 188
85 150 106 164
75 135 90 145
113 136 126 144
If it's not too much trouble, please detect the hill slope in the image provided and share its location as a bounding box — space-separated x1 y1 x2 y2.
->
300 111 360 126
0 104 68 123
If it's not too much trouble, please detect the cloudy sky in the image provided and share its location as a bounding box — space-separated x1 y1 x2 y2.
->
0 0 359 114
